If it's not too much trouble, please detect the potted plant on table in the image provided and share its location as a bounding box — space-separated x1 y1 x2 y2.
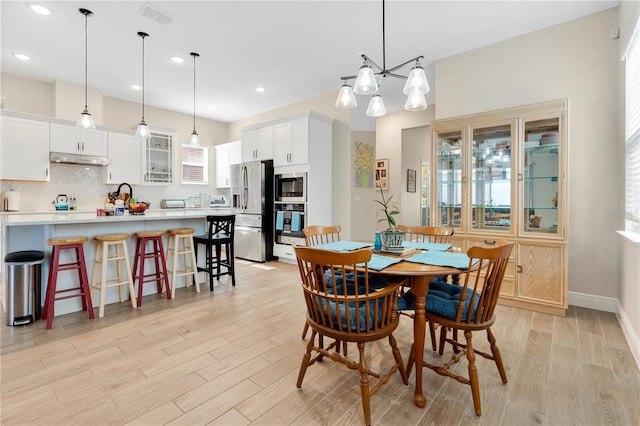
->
375 185 405 249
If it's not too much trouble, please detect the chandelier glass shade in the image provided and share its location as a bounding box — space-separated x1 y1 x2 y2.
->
76 8 96 129
135 32 150 139
189 52 200 146
335 0 429 117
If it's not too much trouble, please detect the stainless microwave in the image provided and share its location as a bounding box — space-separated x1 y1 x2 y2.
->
275 172 306 202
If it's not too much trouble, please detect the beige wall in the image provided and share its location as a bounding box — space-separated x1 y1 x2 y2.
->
376 108 435 229
401 126 431 226
435 9 620 301
349 130 377 241
1 73 54 117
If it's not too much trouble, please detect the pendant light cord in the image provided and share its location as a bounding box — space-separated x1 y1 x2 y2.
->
191 52 199 134
382 0 386 71
83 9 89 110
141 33 146 122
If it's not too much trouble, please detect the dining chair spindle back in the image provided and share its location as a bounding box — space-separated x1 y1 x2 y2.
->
293 244 408 426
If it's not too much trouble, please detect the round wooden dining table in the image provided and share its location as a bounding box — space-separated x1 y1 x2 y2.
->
370 258 464 408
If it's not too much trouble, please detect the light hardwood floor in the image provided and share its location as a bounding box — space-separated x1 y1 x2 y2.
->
1 259 638 425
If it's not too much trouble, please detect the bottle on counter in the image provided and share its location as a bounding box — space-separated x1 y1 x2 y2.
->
114 200 125 216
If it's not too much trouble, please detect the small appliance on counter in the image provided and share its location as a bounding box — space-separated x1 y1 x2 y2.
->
2 190 21 211
52 194 69 211
160 199 187 209
209 195 229 208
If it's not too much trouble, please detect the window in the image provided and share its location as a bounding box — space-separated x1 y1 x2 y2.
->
625 19 640 233
182 144 209 184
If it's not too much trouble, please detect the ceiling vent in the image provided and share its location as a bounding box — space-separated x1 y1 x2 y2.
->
138 3 175 26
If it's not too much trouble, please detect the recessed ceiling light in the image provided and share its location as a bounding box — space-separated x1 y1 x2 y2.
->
29 4 51 15
171 56 184 64
130 84 141 90
209 105 217 110
14 53 31 61
256 87 265 93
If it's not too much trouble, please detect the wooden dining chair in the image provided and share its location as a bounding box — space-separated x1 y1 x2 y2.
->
396 224 455 351
397 224 454 244
406 240 514 417
300 225 342 339
293 244 408 426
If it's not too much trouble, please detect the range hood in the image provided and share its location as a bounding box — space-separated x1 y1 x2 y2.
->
50 152 110 166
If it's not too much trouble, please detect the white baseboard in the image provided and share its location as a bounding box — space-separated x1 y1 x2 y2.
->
616 302 640 371
569 291 640 370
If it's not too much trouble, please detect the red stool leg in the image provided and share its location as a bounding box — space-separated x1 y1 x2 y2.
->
75 244 93 318
157 237 171 299
137 237 147 307
151 238 163 293
43 246 61 329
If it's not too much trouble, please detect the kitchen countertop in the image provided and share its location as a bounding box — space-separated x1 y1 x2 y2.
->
0 208 236 226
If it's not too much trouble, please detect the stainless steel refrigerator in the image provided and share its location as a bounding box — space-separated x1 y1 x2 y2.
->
231 159 273 262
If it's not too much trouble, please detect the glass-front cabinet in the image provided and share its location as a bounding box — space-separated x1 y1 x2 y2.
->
143 132 174 184
470 122 514 232
522 117 561 235
432 99 568 316
435 129 462 230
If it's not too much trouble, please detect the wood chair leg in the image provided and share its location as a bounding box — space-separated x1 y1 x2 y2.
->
296 330 315 388
464 330 482 417
301 321 309 339
406 342 416 377
357 342 372 426
488 328 508 383
389 334 409 385
429 320 437 351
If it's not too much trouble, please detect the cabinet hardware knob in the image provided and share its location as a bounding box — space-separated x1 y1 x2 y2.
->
518 173 523 181
484 240 496 245
517 265 523 273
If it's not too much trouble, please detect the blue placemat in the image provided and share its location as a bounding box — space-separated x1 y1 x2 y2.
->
404 251 479 270
358 254 404 271
402 241 452 252
314 241 372 252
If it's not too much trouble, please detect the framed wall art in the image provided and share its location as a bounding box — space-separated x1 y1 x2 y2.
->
375 159 389 190
407 169 417 193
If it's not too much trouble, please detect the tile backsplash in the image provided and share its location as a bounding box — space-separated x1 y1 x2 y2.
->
1 164 224 212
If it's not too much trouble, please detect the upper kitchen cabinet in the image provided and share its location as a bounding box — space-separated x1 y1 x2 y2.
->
0 115 50 181
215 141 240 188
274 118 309 167
432 99 568 315
106 132 141 185
143 131 174 184
241 125 273 162
50 123 107 157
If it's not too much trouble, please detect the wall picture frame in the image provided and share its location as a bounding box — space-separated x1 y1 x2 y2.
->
407 169 417 193
375 159 389 190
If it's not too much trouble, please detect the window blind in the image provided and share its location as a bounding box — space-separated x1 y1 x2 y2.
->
625 19 640 233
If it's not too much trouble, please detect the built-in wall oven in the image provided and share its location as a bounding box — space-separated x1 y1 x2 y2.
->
274 202 306 246
274 172 306 202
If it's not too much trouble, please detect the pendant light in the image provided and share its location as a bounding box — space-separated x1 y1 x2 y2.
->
334 81 357 109
77 8 95 129
335 0 430 116
189 52 200 146
135 32 150 139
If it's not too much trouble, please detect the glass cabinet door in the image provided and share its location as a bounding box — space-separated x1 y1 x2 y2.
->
144 132 173 184
523 117 560 234
471 123 513 232
435 129 462 229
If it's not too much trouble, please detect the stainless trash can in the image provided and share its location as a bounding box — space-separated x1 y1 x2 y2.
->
5 250 44 326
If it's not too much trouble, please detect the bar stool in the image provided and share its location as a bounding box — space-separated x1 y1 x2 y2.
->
193 215 236 291
166 228 200 298
90 233 137 318
132 230 170 306
43 236 94 330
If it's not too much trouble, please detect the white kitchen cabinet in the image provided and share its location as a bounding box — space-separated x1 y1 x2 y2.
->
274 117 309 167
143 132 174 184
0 115 50 181
215 143 231 188
229 140 241 165
241 126 273 162
50 123 107 157
106 132 141 185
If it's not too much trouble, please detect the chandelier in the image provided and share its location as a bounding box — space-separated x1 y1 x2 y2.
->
335 0 430 117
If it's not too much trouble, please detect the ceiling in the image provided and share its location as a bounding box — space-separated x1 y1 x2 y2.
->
1 1 619 123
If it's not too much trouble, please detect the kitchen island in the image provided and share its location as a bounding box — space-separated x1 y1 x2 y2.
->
1 209 232 319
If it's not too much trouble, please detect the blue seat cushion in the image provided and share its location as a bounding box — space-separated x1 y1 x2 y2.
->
397 281 480 321
316 270 389 331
